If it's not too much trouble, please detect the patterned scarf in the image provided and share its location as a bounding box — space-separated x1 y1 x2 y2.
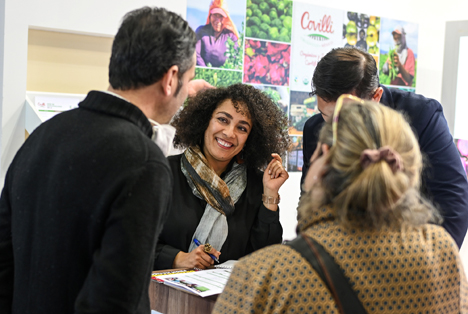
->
181 146 247 252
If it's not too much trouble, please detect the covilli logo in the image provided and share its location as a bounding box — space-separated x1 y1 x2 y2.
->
301 14 334 41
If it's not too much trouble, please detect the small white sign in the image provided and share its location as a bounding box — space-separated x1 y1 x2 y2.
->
35 95 82 121
290 3 343 92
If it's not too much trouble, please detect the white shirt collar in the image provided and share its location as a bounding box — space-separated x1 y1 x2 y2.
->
148 118 159 127
102 90 130 102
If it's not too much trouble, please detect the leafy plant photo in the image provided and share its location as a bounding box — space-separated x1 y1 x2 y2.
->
220 22 245 70
195 68 243 87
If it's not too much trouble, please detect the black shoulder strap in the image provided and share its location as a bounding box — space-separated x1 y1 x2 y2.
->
287 234 367 314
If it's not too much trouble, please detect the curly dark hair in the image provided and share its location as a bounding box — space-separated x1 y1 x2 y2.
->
172 84 291 169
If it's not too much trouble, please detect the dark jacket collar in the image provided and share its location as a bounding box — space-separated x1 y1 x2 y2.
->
379 85 396 110
78 91 153 138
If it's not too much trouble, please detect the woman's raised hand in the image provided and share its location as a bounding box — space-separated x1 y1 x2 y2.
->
262 153 289 211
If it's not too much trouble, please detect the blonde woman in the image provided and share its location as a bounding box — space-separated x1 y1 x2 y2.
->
213 95 468 313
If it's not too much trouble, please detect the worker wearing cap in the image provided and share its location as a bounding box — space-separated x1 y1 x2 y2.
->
382 26 415 86
195 0 239 68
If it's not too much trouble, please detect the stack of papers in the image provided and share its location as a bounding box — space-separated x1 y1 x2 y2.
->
153 268 233 297
214 260 238 269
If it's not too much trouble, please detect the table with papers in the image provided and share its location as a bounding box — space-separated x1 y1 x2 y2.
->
149 266 235 314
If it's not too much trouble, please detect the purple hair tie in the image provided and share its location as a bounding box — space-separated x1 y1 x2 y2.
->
360 146 404 173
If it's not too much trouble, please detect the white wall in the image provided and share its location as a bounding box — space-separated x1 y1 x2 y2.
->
1 0 188 179
1 0 468 247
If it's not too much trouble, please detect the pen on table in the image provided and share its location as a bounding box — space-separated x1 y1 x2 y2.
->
193 238 219 263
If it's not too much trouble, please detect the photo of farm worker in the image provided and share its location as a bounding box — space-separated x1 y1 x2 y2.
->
382 26 415 86
196 0 239 67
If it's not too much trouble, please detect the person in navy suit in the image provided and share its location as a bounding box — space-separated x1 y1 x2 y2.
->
301 47 468 248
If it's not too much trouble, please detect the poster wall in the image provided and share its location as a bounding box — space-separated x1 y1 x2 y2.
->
189 0 419 172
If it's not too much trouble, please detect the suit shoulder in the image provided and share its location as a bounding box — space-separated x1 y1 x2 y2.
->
387 88 442 113
304 114 324 131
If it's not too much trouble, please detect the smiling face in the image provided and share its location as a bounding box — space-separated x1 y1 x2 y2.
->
202 99 252 175
210 13 225 33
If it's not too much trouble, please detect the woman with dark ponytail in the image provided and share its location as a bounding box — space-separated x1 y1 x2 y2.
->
214 95 468 313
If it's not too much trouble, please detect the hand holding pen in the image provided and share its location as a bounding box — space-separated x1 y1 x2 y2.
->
193 238 219 263
172 239 221 269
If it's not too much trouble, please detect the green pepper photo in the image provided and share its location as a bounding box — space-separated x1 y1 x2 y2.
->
245 0 293 43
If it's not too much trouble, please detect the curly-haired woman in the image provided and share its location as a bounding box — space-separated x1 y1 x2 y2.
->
153 83 291 270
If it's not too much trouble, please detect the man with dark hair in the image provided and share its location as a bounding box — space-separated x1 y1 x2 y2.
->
0 7 197 314
302 47 468 248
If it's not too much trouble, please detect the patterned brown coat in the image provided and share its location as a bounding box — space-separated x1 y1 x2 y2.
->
213 207 468 313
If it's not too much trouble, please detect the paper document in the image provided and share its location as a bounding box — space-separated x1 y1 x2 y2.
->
154 268 232 297
152 269 197 280
214 260 238 269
